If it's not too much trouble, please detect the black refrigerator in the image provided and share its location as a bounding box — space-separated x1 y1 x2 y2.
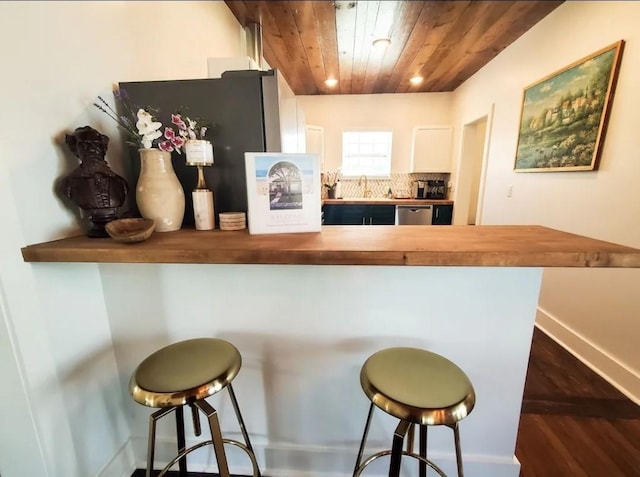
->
119 69 282 227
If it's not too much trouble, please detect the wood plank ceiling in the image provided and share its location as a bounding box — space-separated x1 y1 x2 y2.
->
224 0 564 95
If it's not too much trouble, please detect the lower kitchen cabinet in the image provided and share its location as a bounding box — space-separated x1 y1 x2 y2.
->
323 204 395 225
432 204 453 225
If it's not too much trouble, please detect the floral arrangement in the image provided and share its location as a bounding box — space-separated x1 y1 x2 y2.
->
322 170 341 191
94 89 210 154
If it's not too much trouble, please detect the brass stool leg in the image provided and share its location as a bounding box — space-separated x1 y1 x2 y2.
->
451 422 464 477
406 423 415 455
389 420 410 477
189 402 202 436
175 406 187 476
353 402 375 476
147 407 175 477
419 425 428 477
227 383 262 477
194 399 231 477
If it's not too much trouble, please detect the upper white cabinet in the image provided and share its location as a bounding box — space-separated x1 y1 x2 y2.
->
278 75 307 153
410 126 454 173
305 124 325 168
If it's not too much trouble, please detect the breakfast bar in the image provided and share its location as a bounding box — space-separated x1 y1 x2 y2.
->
21 225 639 267
21 226 640 476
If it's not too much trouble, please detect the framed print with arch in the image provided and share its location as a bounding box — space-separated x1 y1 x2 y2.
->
244 152 321 234
514 40 624 172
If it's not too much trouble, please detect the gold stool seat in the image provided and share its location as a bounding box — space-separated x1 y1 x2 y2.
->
131 338 241 407
130 338 261 477
354 347 476 477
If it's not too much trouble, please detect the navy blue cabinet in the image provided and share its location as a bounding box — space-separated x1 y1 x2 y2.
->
432 204 453 225
323 204 395 225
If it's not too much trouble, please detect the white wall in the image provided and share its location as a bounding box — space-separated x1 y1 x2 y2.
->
0 263 48 477
452 1 640 402
101 263 542 477
297 93 453 173
0 2 245 476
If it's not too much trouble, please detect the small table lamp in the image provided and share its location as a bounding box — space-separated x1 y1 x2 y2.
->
185 139 215 230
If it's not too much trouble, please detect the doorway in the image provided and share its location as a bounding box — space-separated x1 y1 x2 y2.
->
455 109 492 225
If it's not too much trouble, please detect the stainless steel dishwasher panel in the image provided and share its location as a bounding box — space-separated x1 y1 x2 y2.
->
395 205 433 225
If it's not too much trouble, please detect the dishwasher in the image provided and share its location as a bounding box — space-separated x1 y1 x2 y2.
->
395 205 433 225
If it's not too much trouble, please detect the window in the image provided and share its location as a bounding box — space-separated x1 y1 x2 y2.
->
341 130 392 177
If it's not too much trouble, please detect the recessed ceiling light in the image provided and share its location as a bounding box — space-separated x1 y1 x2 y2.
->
325 78 338 87
334 1 356 10
409 76 424 85
372 38 391 49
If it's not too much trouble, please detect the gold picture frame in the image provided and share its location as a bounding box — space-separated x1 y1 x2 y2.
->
514 40 624 172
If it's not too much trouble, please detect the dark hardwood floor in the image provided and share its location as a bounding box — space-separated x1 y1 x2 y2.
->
133 327 640 476
516 327 640 477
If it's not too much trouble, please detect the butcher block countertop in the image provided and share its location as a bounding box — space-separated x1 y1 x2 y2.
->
21 225 640 267
323 198 453 205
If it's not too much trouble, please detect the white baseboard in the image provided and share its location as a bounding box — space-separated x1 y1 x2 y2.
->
96 440 134 477
536 306 640 405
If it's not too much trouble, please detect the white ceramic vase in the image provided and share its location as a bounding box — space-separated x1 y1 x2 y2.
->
136 148 185 232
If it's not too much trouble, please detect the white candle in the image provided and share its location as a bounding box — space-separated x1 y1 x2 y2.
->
185 140 214 165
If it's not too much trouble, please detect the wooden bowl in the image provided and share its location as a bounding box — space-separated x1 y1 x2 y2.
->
105 218 155 243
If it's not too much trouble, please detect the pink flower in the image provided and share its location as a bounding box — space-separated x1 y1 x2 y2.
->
171 114 187 131
158 140 174 152
162 127 185 153
171 136 186 149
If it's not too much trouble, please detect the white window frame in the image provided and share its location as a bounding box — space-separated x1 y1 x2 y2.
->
341 129 393 178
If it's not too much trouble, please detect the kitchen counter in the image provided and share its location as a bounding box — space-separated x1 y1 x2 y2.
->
323 198 453 205
21 225 640 267
20 225 640 476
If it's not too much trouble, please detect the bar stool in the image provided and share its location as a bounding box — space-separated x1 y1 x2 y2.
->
353 347 475 477
130 337 261 477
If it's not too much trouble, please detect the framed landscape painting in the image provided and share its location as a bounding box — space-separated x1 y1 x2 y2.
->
514 40 624 172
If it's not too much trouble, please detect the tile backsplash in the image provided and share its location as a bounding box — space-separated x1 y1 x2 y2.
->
322 172 450 199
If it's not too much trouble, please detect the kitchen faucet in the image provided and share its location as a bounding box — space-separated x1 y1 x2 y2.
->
358 175 371 198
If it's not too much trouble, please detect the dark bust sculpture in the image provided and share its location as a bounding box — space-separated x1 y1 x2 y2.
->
63 126 129 237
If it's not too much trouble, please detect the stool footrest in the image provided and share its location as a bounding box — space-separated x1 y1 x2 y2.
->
157 438 260 477
354 449 447 477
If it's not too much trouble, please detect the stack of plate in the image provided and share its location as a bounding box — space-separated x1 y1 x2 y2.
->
219 212 246 231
